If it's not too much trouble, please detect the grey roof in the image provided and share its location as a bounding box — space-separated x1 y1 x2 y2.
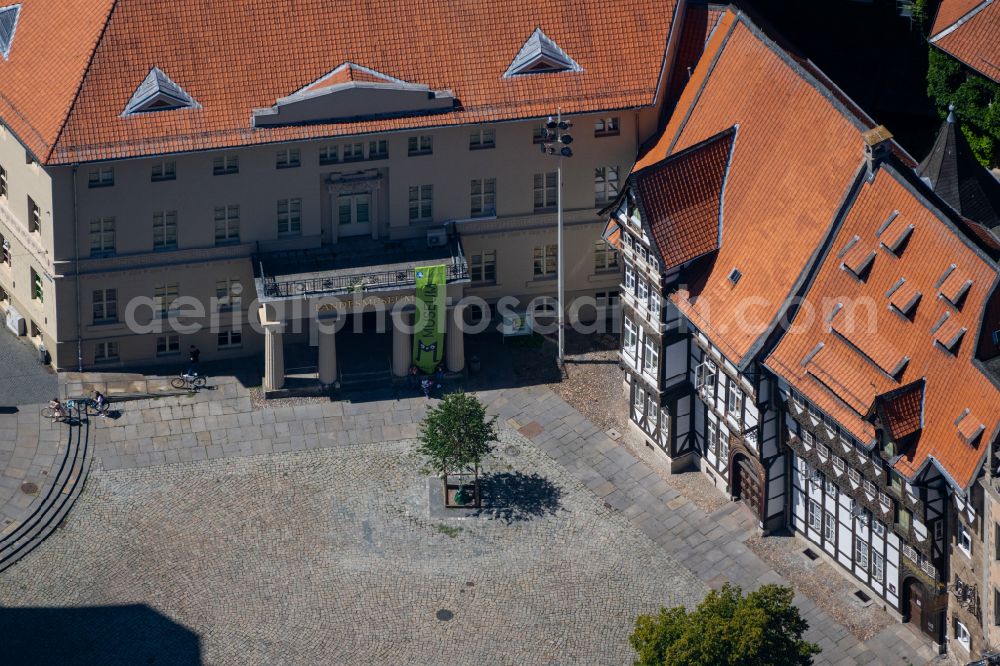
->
122 67 199 116
504 27 582 77
917 105 1000 231
0 4 20 60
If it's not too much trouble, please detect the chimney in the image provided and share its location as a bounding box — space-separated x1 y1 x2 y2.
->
862 125 893 179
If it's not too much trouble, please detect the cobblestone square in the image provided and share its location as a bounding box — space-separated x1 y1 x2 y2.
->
0 428 705 665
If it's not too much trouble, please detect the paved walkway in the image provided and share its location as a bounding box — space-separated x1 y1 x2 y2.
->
0 327 56 407
1 374 940 664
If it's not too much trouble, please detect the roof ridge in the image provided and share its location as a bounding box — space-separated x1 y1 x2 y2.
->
930 0 994 41
44 0 120 164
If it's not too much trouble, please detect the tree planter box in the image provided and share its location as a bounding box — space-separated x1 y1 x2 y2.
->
444 481 480 508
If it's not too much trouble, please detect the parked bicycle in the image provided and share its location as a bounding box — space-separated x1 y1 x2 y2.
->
68 397 111 417
171 373 206 391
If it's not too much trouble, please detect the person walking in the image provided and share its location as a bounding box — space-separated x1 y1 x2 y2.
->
186 345 201 377
48 398 67 423
92 389 108 416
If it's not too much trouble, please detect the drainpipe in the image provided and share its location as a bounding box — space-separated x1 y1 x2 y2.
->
72 164 82 372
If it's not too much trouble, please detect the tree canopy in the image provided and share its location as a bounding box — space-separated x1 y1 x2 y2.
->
417 392 498 474
927 47 1000 168
629 583 820 666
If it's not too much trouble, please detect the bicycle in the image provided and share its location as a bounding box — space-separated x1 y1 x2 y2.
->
40 405 70 421
67 397 111 417
171 373 207 391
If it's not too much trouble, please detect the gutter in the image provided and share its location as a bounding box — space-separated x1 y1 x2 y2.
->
72 165 82 372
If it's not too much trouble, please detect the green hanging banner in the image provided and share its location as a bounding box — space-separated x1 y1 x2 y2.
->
412 264 447 373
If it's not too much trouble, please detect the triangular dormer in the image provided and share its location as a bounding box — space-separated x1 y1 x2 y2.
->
504 28 582 78
0 4 21 60
252 62 456 127
122 67 199 116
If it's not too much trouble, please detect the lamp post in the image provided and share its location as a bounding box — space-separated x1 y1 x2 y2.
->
541 110 573 368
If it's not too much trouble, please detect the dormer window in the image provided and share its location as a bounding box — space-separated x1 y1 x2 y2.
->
504 28 583 77
122 67 199 116
0 4 21 60
937 264 973 308
931 311 967 354
886 277 920 319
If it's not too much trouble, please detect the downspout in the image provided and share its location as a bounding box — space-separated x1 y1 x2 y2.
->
72 164 82 372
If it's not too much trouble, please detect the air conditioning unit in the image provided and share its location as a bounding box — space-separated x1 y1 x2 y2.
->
5 305 25 336
426 227 447 247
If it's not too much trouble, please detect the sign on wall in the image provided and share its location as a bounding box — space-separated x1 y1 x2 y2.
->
412 264 446 373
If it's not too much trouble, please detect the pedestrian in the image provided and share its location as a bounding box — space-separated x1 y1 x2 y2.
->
407 365 419 389
434 363 445 388
186 345 200 377
92 389 108 416
49 397 66 423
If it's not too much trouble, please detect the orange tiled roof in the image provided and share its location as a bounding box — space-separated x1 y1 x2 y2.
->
664 2 727 110
637 10 878 365
631 126 734 270
931 0 1000 84
0 0 679 165
877 381 925 441
765 166 1000 490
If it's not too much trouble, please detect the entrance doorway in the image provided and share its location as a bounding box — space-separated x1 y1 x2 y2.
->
732 454 762 517
903 578 938 640
337 192 371 237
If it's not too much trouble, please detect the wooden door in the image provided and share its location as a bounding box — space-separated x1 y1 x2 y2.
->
737 458 761 515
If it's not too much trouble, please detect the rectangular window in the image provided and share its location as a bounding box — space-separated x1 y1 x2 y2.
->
0 232 10 267
87 167 114 188
897 507 911 530
594 166 620 206
408 185 433 222
637 279 649 306
152 211 178 250
151 160 176 182
596 290 619 309
848 467 861 486
212 155 239 175
342 142 365 162
958 522 973 556
276 148 301 169
595 117 620 137
873 520 886 537
154 284 179 316
833 457 845 475
594 239 619 272
30 267 42 302
533 172 558 210
996 588 1000 627
532 125 547 144
718 425 729 460
533 244 557 277
215 279 241 311
408 135 433 156
823 511 836 541
470 178 496 217
825 479 837 498
469 250 496 284
727 385 743 417
818 443 830 461
864 480 876 497
469 128 496 150
643 337 658 375
27 196 40 233
217 328 243 349
802 429 814 450
624 264 635 290
319 145 339 165
156 334 179 356
633 385 644 409
855 538 869 569
623 317 638 358
0 164 7 197
94 341 119 363
89 217 116 257
277 198 302 236
214 205 240 244
368 140 388 160
995 523 1000 559
956 621 970 650
872 552 884 583
707 418 718 455
92 288 117 324
808 500 821 530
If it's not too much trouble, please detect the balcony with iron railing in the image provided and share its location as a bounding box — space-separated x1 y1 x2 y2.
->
253 233 469 301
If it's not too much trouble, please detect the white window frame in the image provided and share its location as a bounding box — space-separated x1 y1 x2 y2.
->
89 217 116 257
319 145 339 165
643 337 658 376
88 166 114 188
855 538 869 569
824 510 836 541
215 279 241 312
872 551 884 583
727 385 742 417
533 244 557 277
470 178 496 218
156 334 180 356
833 457 845 476
594 117 620 137
153 210 178 250
217 328 243 350
92 288 118 324
624 264 635 291
408 185 433 222
808 500 821 531
342 142 365 162
594 166 619 206
277 198 302 236
94 340 119 363
802 429 814 450
818 443 830 462
958 522 973 556
469 250 496 284
594 239 619 272
368 139 388 160
154 283 179 317
623 317 638 359
848 467 861 487
956 621 971 650
214 205 240 244
533 171 558 210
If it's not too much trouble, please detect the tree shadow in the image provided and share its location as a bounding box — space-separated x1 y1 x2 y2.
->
473 471 562 524
0 603 201 665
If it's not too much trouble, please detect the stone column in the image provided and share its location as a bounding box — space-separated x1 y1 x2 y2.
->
318 325 337 386
392 310 411 377
261 307 285 391
446 305 465 373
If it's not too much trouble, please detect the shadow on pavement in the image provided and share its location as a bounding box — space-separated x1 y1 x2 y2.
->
474 471 562 524
0 604 201 665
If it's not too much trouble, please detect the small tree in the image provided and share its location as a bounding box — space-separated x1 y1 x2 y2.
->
418 392 498 507
927 46 1000 168
630 583 820 666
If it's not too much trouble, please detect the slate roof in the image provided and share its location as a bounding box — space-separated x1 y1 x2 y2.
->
630 126 734 270
0 0 679 165
916 107 1000 232
930 0 1000 84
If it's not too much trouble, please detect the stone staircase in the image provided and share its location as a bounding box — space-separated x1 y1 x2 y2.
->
0 412 91 573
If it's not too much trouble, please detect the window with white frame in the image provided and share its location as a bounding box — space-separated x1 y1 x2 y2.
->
958 522 973 556
89 217 116 257
727 385 743 417
470 178 496 217
797 456 808 475
634 385 644 409
212 155 239 175
643 337 658 375
935 520 944 542
718 425 729 460
637 279 648 307
153 210 177 250
623 318 638 358
469 250 496 284
872 552 884 582
695 359 717 396
92 288 117 324
624 264 635 290
833 457 845 475
825 478 837 498
647 394 657 427
368 139 388 160
594 240 619 272
408 185 433 221
277 198 302 236
319 145 339 165
855 506 871 527
217 328 243 349
848 467 861 486
154 283 179 316
151 160 176 182
649 292 660 317
533 244 557 277
215 279 241 311
533 172 558 209
824 511 836 541
214 205 240 244
28 196 40 233
594 117 620 136
342 142 365 162
873 520 886 537
408 135 433 156
469 128 495 150
802 429 814 450
94 341 118 363
864 480 876 497
594 166 619 205
707 419 718 455
808 500 821 530
855 538 869 569
88 166 114 188
156 334 179 356
818 443 830 461
275 148 300 169
956 621 971 650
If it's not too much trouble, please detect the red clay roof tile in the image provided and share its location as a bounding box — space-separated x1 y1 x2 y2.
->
879 381 925 441
931 0 1000 84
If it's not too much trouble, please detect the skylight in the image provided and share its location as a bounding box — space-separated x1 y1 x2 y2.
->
122 67 199 116
0 4 21 60
504 28 583 77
